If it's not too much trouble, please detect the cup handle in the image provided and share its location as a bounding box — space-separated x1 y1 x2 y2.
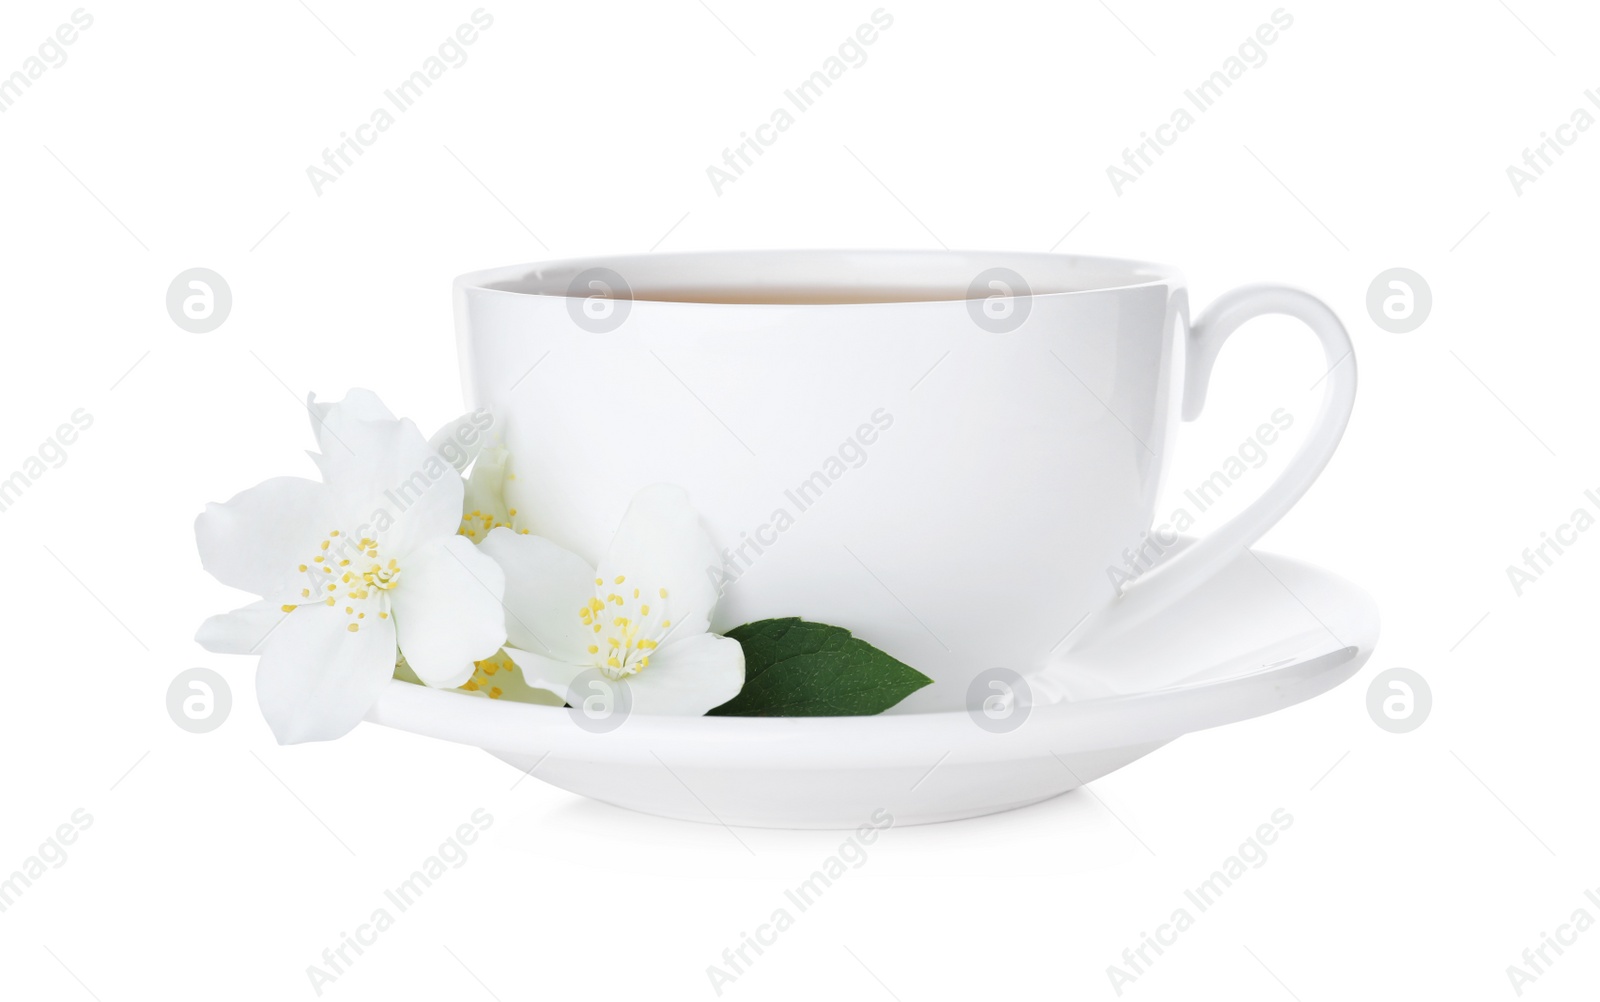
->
1077 284 1357 646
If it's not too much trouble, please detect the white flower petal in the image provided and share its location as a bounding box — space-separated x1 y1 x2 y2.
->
596 484 720 638
196 599 291 655
501 647 590 703
256 602 397 744
312 418 464 559
458 446 514 539
300 392 465 557
377 426 467 558
478 527 595 660
389 535 507 688
428 412 492 473
305 389 396 474
624 632 745 715
308 387 395 427
195 477 329 598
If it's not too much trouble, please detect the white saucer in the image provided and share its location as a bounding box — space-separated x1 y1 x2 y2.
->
367 546 1377 828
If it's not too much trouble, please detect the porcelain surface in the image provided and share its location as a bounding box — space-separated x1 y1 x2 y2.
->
368 545 1377 828
454 251 1357 708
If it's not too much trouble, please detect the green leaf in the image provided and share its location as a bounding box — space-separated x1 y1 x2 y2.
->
708 618 932 717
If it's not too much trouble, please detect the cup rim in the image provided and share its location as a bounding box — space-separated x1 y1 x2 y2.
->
453 248 1182 308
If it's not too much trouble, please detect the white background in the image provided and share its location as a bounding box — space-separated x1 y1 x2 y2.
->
2 0 1597 998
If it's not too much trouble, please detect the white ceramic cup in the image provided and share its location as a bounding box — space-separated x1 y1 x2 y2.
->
454 251 1356 712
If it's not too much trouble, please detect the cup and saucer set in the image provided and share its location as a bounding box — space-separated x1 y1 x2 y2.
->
366 250 1376 829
